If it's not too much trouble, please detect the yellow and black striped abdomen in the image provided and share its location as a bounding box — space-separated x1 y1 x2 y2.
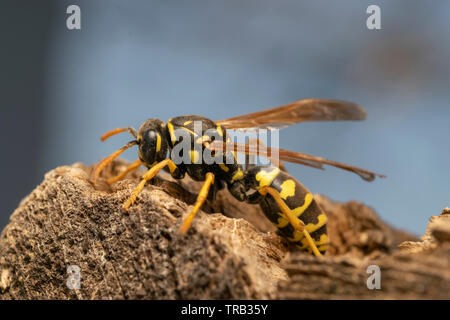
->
255 167 329 255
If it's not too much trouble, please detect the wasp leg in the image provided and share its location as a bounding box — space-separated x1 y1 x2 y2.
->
259 186 322 257
179 172 215 234
123 159 178 210
100 127 137 141
91 140 138 182
107 159 142 184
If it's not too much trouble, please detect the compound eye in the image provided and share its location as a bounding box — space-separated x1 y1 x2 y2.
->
139 130 158 164
145 130 157 143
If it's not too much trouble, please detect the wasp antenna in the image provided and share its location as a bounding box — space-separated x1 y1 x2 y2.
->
91 140 138 182
101 127 138 142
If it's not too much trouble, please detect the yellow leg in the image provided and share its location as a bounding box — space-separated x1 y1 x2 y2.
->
107 159 142 184
179 172 215 234
260 186 322 257
91 140 138 182
100 127 137 142
123 159 178 210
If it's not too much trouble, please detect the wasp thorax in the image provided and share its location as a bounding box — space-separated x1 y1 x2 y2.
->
137 118 168 167
245 165 279 189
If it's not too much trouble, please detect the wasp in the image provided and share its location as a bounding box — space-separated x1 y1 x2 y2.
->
91 99 385 257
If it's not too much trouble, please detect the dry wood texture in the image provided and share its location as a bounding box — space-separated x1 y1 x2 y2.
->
0 160 448 299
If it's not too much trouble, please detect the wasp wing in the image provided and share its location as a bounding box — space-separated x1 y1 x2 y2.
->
207 141 386 182
216 98 367 130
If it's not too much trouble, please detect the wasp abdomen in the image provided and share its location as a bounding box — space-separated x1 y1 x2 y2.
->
253 167 329 255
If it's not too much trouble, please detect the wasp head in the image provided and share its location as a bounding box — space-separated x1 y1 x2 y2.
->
137 119 169 167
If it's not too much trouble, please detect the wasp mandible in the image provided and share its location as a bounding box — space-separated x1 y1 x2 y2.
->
91 98 385 257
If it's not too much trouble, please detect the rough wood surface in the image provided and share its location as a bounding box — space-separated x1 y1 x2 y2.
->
278 208 450 299
0 159 448 300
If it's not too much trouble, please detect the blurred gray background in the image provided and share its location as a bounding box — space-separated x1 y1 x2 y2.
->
1 0 449 235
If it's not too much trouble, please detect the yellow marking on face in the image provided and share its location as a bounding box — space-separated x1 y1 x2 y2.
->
167 122 176 144
291 193 313 217
216 125 223 137
156 133 161 152
231 169 243 182
219 164 229 172
189 150 200 163
318 245 328 251
255 167 280 188
279 179 295 199
183 120 192 126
